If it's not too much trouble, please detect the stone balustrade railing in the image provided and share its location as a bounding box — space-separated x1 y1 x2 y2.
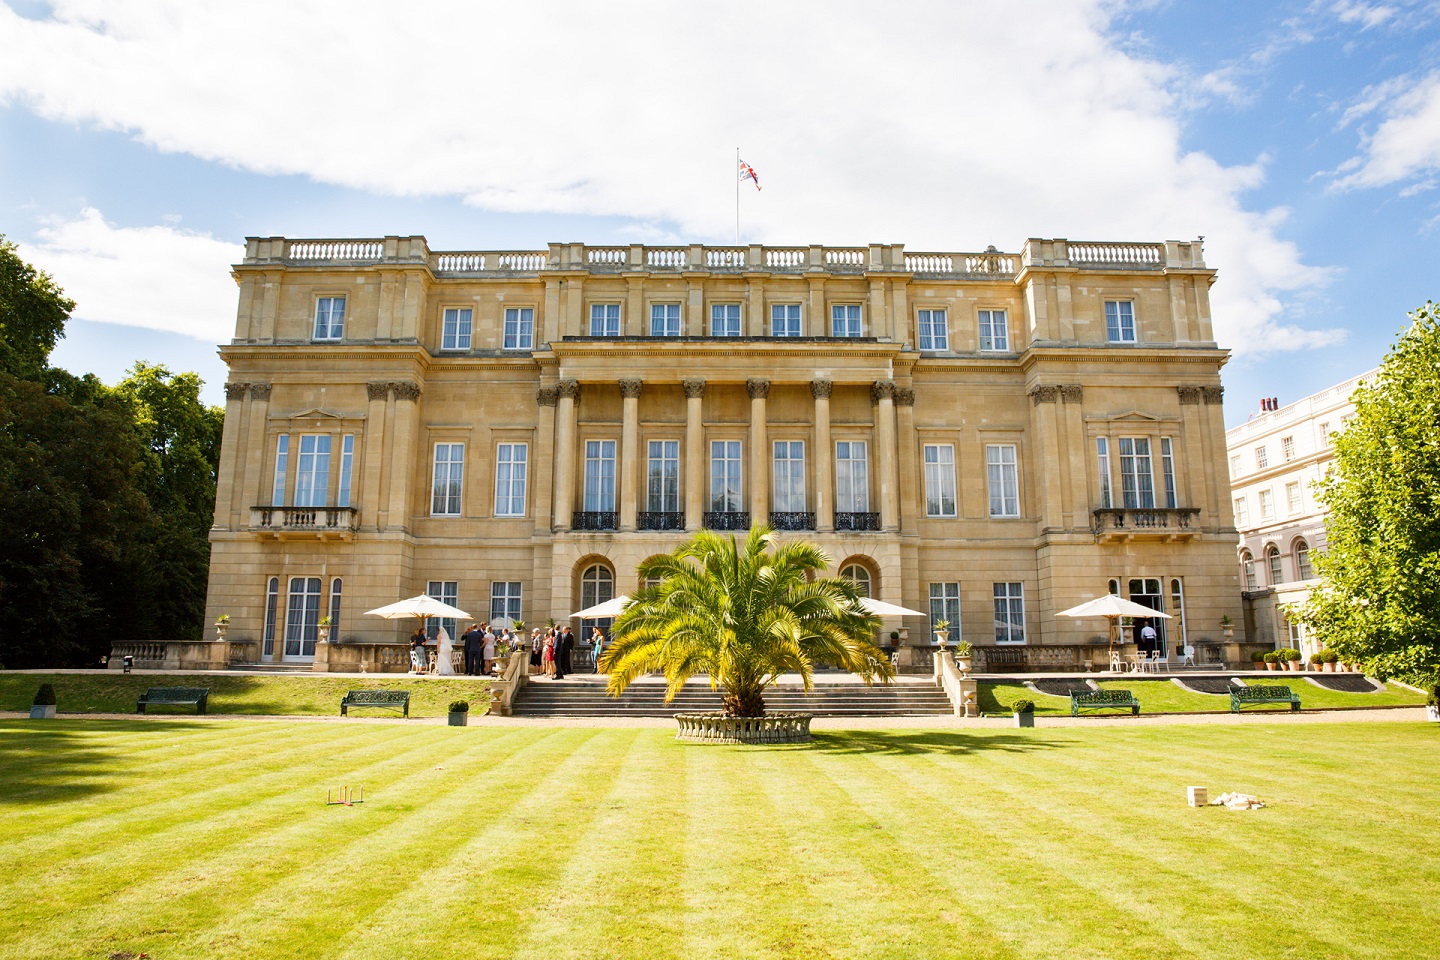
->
244 236 1206 277
250 506 359 539
674 713 813 743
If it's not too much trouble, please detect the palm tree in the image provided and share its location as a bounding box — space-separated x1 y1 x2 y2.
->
600 525 895 716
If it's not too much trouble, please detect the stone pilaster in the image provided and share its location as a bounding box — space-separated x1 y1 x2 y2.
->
748 379 770 522
812 379 833 532
872 380 898 531
684 379 706 530
553 379 580 531
619 379 643 531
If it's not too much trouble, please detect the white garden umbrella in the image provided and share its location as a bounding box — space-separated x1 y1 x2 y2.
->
858 597 930 618
1057 594 1171 657
568 595 630 619
364 594 473 622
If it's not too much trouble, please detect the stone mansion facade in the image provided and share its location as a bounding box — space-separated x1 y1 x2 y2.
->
203 235 1241 671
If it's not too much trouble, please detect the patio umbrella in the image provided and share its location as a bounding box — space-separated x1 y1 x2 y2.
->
1057 594 1172 659
364 594 472 623
858 597 930 618
568 595 630 620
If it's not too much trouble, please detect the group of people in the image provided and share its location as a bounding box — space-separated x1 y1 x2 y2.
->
407 622 610 679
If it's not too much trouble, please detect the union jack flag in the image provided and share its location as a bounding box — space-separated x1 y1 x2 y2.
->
739 158 761 191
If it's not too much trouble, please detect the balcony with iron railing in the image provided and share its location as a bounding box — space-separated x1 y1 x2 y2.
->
572 511 618 532
1091 507 1201 541
250 506 359 540
703 511 752 531
769 511 816 531
833 512 882 532
638 511 685 531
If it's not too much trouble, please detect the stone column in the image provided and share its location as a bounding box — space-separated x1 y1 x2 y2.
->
748 378 770 524
873 380 899 531
214 382 248 529
812 379 833 532
361 381 389 531
1029 385 1064 530
1202 385 1227 526
552 379 580 531
619 378 643 531
386 381 422 531
684 378 706 530
243 383 273 514
534 386 558 536
895 387 918 535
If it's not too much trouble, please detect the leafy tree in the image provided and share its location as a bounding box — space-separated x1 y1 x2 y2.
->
600 525 894 716
0 235 73 381
1300 302 1440 684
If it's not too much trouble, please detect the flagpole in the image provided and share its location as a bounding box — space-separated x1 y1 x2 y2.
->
735 146 740 247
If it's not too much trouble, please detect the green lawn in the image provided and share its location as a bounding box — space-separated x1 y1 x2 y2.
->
0 672 489 718
2 718 1437 959
979 677 1425 716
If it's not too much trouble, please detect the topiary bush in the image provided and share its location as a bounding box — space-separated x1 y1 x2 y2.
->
1011 698 1035 714
1262 651 1280 664
448 700 469 713
1251 650 1267 663
1322 650 1340 664
1284 648 1303 662
33 683 56 706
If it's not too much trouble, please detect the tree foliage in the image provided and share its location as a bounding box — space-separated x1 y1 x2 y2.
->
0 236 222 667
1300 302 1440 684
600 525 895 716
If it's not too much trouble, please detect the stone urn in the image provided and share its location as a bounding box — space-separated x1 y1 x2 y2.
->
214 621 228 641
1426 704 1439 723
318 624 332 644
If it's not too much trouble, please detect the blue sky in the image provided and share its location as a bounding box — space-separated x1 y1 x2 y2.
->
2 0 1438 425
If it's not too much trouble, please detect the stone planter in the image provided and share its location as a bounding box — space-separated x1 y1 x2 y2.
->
318 625 332 644
1323 662 1335 672
956 657 973 675
448 710 468 726
214 622 227 641
29 704 56 720
1265 662 1278 671
1013 711 1035 728
1426 705 1439 723
674 713 813 744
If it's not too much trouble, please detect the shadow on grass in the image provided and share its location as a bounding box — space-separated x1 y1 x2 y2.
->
0 719 206 804
792 730 1071 756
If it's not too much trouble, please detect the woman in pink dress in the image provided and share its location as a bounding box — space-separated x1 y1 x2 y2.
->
543 630 556 678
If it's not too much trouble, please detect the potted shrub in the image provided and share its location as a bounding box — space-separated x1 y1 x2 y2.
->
1250 649 1266 669
1426 685 1439 723
1308 651 1324 671
933 620 951 649
1322 649 1339 672
1220 614 1234 639
954 640 974 674
1262 651 1280 671
448 700 470 727
214 613 230 640
1284 648 1302 671
30 683 56 720
1012 697 1035 728
889 630 900 647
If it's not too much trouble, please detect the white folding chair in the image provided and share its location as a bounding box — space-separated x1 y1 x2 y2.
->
1109 652 1125 673
1180 645 1196 667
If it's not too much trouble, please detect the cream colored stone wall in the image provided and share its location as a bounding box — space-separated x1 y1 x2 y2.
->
207 237 1237 666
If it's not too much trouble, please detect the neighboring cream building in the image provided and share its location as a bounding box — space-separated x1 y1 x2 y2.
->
1225 370 1374 656
203 235 1241 672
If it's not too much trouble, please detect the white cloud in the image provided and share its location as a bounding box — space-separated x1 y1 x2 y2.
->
0 0 1344 354
1329 0 1399 29
1331 71 1440 191
17 208 243 341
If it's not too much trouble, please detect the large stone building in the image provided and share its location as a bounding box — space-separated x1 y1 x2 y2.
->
1225 369 1373 656
204 235 1241 671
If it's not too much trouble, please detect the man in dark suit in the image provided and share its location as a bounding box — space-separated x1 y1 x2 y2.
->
560 625 575 674
552 626 567 680
462 623 482 676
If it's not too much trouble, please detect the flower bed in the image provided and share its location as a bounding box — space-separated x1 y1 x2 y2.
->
674 713 813 744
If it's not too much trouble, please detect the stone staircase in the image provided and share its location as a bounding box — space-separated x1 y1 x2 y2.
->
230 661 316 673
511 675 955 717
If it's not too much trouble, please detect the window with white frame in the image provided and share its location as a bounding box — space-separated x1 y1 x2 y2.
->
1230 454 1241 476
1255 445 1268 469
1097 437 1112 508
647 440 680 513
923 444 957 517
711 303 741 337
993 582 1025 643
284 576 322 659
978 309 1008 351
917 309 948 351
441 307 472 350
589 303 620 336
929 582 960 643
986 444 1020 517
580 564 614 613
329 578 342 637
1317 422 1330 445
494 443 528 517
840 563 871 597
1295 540 1313 579
583 440 617 511
1234 496 1249 526
503 307 534 351
710 440 743 513
337 435 354 508
313 296 345 340
1118 437 1155 509
1266 545 1283 585
771 303 801 337
262 576 279 658
294 434 331 508
1241 551 1257 589
1281 436 1295 462
426 580 458 640
1286 481 1302 514
271 434 289 506
1258 488 1274 520
431 443 464 516
1160 437 1177 508
831 304 862 337
835 441 869 512
772 441 806 512
1104 300 1135 343
650 303 682 337
490 581 522 626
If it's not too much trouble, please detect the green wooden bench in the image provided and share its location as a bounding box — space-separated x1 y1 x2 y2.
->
340 690 411 717
137 687 210 714
1231 684 1301 713
1071 689 1140 716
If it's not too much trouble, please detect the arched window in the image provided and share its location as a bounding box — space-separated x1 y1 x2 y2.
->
581 563 614 609
1294 539 1313 580
839 563 872 597
1266 545 1283 585
1240 551 1256 590
329 578 343 636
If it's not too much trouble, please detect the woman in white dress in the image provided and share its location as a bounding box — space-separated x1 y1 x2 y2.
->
434 626 457 676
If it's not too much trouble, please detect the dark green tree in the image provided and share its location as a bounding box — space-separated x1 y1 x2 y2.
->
1300 302 1440 684
0 236 73 381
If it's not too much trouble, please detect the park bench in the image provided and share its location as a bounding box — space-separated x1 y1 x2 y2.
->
1230 685 1301 713
136 687 210 714
1071 689 1140 716
340 689 411 717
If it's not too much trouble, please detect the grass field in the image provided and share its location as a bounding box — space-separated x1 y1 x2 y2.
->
3 718 1437 959
0 673 489 717
978 676 1425 715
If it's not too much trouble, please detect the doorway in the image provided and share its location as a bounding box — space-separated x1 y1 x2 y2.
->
1127 578 1166 658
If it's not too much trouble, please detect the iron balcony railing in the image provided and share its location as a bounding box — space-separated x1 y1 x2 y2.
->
703 511 751 531
638 511 685 531
769 511 816 531
834 511 882 531
572 511 618 531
